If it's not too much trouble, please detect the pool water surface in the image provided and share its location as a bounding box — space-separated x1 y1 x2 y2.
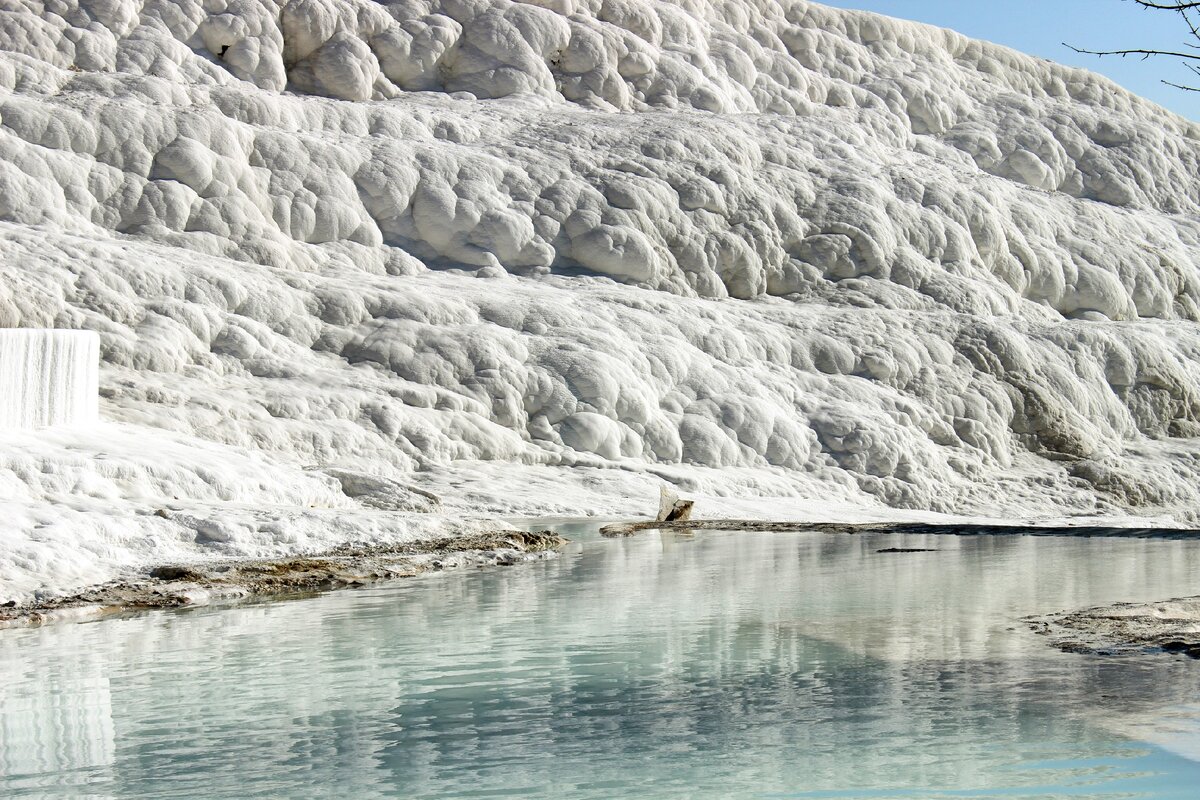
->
3 524 1200 798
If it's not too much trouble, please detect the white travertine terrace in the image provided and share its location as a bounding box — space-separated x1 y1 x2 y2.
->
2 0 1200 600
0 330 99 429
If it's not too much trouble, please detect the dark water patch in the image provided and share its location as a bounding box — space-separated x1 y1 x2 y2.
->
899 523 1200 539
601 518 1200 540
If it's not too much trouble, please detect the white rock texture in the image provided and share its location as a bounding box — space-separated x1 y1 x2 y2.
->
2 0 1200 597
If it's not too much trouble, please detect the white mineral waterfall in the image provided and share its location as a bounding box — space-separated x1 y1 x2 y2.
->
0 329 100 429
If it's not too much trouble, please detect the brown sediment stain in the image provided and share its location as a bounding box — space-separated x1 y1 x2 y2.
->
1 530 566 627
1027 596 1200 659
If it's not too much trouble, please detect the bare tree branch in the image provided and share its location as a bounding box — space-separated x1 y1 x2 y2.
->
1063 43 1200 61
1064 1 1200 92
1180 8 1200 40
1130 1 1200 10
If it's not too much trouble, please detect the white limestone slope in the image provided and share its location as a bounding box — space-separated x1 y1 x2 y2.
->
2 0 1200 599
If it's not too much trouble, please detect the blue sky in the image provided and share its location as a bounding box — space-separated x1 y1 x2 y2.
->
819 0 1200 119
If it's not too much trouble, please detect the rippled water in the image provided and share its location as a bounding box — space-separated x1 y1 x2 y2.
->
5 524 1200 798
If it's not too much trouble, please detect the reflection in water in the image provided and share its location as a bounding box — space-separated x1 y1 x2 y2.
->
3 529 1200 798
0 633 114 794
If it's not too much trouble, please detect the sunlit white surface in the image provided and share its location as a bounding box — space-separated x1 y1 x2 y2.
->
4 1 1200 598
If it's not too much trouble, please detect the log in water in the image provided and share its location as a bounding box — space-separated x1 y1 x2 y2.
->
0 329 99 428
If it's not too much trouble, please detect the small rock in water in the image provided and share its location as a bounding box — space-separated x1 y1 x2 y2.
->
657 487 694 522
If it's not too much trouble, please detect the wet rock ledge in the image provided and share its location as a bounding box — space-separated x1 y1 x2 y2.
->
1027 596 1200 658
1 530 566 627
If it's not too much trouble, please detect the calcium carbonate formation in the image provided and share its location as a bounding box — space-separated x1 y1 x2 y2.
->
0 330 99 429
2 0 1200 599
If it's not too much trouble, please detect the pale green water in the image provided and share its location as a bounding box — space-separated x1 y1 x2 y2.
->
4 524 1200 798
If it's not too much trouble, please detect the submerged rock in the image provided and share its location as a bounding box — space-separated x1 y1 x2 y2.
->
1028 596 1200 658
